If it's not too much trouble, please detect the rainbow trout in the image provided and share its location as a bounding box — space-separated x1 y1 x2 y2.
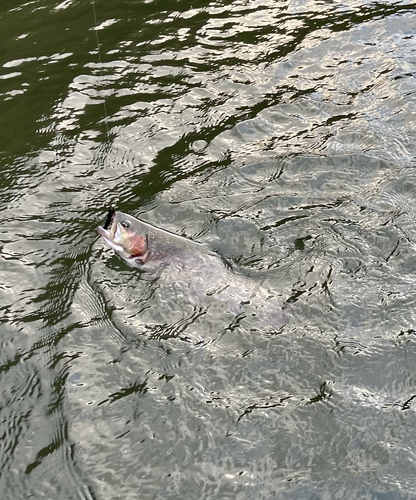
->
97 210 286 326
97 209 225 273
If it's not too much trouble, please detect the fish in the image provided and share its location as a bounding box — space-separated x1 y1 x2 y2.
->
97 210 287 326
97 209 227 273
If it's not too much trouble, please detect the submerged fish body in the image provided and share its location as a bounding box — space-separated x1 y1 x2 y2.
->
97 210 225 274
97 211 286 326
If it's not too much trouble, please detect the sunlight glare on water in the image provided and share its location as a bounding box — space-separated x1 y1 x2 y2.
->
1 0 416 499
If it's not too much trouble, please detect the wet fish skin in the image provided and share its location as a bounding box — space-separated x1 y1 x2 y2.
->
97 211 226 273
97 211 287 326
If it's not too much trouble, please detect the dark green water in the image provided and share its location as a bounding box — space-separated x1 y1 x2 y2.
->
2 0 416 498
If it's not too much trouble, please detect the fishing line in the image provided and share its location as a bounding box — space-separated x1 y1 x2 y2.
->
91 0 110 142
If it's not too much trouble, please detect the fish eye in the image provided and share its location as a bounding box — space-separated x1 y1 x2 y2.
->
121 220 131 228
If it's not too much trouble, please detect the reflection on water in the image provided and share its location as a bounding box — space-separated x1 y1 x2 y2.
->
1 0 416 498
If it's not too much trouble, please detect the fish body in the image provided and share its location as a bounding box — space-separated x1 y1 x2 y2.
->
97 211 286 326
97 211 225 274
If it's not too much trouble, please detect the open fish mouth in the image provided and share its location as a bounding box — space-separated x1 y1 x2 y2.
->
97 208 149 264
97 218 125 253
97 207 128 254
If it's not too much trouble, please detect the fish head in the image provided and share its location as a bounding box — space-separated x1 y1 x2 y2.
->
97 211 149 267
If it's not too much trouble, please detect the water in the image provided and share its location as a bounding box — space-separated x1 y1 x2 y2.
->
1 0 416 498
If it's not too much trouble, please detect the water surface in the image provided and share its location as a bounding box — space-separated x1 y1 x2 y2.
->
1 0 416 499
